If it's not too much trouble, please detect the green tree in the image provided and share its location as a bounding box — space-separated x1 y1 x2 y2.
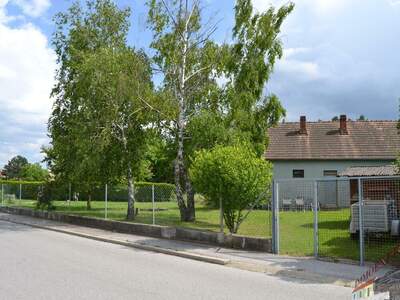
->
48 0 153 217
3 155 28 179
75 46 154 219
190 145 272 233
332 116 339 121
147 0 222 221
20 163 49 181
358 115 367 121
220 0 294 156
147 0 292 221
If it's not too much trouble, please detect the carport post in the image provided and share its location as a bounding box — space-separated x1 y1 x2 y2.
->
272 181 280 254
105 184 108 220
358 178 365 266
313 181 319 258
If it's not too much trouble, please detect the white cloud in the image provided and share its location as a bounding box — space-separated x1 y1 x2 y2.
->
283 47 311 58
13 0 50 17
0 0 50 22
254 0 348 16
276 59 320 81
0 21 55 165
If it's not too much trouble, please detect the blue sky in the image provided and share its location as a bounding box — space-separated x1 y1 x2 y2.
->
0 0 399 167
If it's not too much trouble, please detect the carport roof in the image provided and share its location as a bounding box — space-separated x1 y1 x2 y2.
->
338 165 399 177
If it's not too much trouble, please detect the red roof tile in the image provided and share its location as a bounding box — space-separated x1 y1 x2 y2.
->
265 120 400 160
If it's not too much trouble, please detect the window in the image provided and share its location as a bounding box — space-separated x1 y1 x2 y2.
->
323 170 338 177
293 169 304 178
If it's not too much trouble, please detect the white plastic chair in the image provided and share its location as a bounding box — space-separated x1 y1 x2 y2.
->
282 199 292 211
295 197 305 212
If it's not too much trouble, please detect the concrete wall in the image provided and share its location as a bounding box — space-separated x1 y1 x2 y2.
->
0 206 272 253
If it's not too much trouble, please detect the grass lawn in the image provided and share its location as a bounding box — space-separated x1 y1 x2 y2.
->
6 199 399 263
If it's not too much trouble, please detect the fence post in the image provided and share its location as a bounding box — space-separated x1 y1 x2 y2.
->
219 198 224 233
313 180 319 258
272 181 280 254
105 184 108 220
68 183 71 205
358 178 365 266
19 183 22 204
152 184 155 225
1 184 3 206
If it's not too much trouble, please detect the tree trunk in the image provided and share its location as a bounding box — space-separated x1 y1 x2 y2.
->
126 163 135 220
174 17 195 223
87 193 92 210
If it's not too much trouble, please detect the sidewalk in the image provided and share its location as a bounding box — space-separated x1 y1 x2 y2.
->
0 212 390 287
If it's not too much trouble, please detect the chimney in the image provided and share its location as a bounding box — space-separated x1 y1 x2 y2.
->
339 115 348 135
299 116 307 135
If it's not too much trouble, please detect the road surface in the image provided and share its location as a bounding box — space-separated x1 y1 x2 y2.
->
0 220 351 299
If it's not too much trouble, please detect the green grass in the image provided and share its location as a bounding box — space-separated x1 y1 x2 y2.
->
6 199 399 263
6 199 271 238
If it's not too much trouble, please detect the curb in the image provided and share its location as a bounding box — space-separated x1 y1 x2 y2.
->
0 217 230 266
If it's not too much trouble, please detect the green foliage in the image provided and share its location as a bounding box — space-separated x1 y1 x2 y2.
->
145 134 175 183
48 0 132 191
219 0 294 156
147 0 223 221
36 182 56 210
190 145 273 233
20 163 49 181
3 155 28 179
48 0 154 218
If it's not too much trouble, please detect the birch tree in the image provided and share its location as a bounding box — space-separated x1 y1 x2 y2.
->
49 0 153 219
147 0 221 221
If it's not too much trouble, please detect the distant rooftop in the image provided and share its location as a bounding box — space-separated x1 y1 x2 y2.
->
265 115 400 161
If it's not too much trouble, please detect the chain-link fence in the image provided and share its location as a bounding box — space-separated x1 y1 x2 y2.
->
0 182 42 207
0 181 272 239
273 176 400 266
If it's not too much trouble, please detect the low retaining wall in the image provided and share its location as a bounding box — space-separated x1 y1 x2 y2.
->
0 206 272 252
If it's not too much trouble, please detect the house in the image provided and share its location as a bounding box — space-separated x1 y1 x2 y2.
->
266 115 400 208
265 115 400 180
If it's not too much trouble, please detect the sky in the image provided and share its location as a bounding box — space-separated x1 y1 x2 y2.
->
0 0 399 167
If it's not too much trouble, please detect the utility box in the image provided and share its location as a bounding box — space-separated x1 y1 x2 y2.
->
350 200 397 234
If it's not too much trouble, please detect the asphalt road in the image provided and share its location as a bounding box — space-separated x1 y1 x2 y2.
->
0 220 351 300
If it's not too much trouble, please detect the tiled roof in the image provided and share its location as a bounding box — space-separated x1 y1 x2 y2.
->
265 120 400 160
339 165 399 177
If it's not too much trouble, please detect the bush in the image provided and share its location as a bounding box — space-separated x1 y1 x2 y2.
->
190 145 272 233
36 182 56 210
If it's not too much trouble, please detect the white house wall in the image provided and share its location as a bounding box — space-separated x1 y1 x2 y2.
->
272 160 393 208
271 160 393 180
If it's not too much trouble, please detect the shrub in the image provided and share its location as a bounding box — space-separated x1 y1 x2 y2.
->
190 145 272 233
